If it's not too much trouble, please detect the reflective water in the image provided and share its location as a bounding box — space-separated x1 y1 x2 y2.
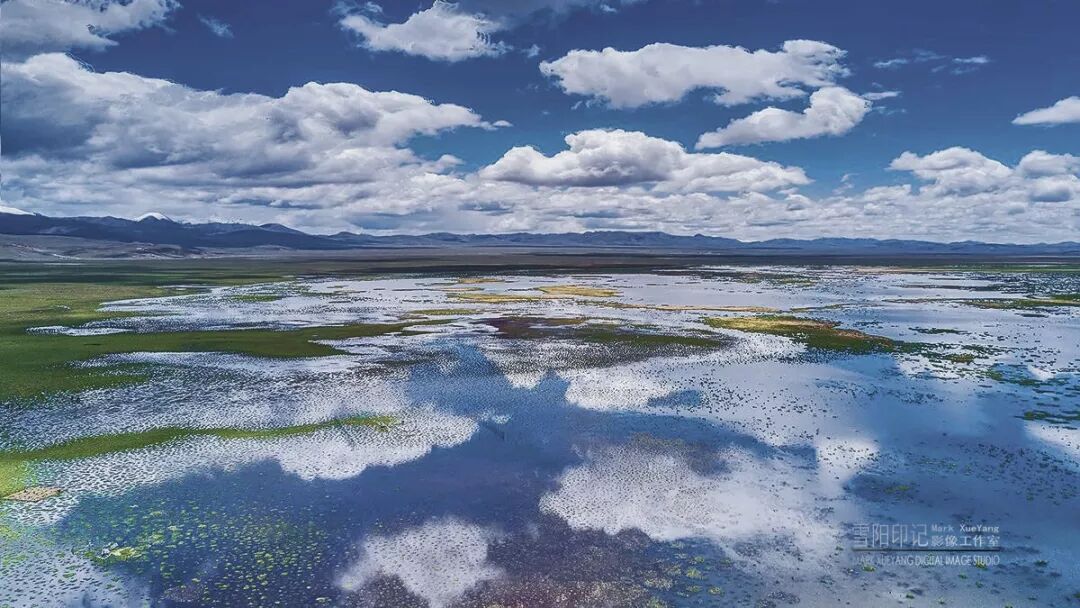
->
2 267 1078 607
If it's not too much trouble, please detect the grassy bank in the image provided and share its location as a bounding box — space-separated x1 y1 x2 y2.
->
0 415 394 497
703 315 904 353
0 265 437 401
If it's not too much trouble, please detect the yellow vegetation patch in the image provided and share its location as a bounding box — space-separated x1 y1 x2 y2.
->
452 277 505 284
448 284 620 302
537 285 620 298
2 486 61 503
448 292 545 304
709 316 838 333
850 267 929 274
639 304 777 313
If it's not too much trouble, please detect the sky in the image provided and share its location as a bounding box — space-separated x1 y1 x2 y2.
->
0 0 1078 242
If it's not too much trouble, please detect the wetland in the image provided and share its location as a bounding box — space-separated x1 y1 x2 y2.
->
1 258 1078 607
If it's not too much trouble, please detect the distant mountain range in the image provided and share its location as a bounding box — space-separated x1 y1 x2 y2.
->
2 211 1079 257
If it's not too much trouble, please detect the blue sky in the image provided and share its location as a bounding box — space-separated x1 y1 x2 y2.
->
1 0 1078 241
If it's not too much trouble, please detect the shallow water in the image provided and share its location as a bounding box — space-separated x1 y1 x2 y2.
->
2 266 1078 607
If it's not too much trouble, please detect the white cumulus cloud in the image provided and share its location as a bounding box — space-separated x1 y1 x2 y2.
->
889 147 1013 194
888 147 1080 205
696 86 871 148
339 0 508 61
0 0 177 58
1 52 492 184
335 0 646 62
1017 150 1080 177
480 128 809 192
539 40 848 108
1013 96 1080 126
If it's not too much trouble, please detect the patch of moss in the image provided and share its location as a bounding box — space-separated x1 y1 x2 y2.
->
703 315 905 354
94 545 144 564
944 353 976 364
1020 410 1079 425
0 415 395 467
984 367 1043 387
963 297 1080 310
230 294 283 303
682 270 819 285
912 327 966 335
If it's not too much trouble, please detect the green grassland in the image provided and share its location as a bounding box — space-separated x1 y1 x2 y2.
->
0 461 32 497
0 264 437 401
1 320 439 401
2 415 395 463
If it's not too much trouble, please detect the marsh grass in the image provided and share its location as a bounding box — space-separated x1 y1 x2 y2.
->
964 296 1080 310
0 268 443 401
448 292 544 303
405 308 482 316
448 283 620 303
703 315 905 353
0 319 438 401
0 415 395 496
0 461 32 497
451 277 505 284
943 353 977 364
1 415 395 463
230 294 284 303
1020 410 1079 425
486 316 728 350
536 285 620 298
